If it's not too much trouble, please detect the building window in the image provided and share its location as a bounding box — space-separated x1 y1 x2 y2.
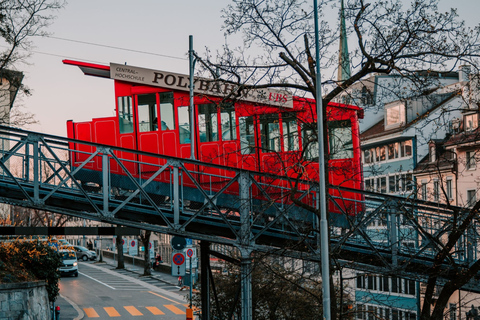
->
465 113 478 132
388 143 399 160
449 303 457 320
421 182 428 200
365 179 374 192
466 151 476 170
364 149 372 164
446 178 453 200
378 177 387 193
433 180 439 201
385 103 405 129
467 190 477 207
376 146 386 162
400 140 412 157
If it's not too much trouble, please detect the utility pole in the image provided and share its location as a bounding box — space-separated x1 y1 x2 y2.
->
314 0 331 319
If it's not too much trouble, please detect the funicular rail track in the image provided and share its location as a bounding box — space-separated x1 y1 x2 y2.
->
0 125 479 291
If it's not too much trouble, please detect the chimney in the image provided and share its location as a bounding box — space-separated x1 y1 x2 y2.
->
458 65 471 82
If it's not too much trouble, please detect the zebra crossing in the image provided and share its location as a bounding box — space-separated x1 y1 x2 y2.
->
83 303 191 318
80 262 183 293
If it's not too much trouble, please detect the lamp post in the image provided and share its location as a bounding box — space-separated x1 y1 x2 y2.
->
313 0 331 319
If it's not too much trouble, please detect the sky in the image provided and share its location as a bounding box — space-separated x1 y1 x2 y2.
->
13 0 480 137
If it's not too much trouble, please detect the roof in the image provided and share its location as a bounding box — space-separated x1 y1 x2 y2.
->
444 126 480 149
414 140 456 174
361 90 460 142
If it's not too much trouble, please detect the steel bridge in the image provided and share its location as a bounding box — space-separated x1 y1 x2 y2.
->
0 125 478 319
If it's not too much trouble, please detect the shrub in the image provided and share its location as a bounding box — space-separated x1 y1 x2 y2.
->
0 239 62 301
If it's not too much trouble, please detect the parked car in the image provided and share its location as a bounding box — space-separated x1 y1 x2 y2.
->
58 249 78 277
72 245 97 261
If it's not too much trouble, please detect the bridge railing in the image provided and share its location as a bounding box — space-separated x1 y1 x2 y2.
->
0 125 477 276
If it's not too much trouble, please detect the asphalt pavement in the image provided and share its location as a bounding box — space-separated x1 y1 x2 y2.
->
55 256 182 320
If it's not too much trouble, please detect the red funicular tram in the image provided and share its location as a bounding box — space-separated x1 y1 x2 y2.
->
64 60 364 223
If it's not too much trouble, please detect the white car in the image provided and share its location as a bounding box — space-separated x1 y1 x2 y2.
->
58 249 78 277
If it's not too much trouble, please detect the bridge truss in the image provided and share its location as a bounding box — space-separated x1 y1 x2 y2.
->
0 125 478 319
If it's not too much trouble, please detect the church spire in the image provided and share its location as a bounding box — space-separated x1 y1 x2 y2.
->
338 0 351 82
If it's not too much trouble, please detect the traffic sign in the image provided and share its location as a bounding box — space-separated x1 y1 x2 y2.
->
171 237 186 250
173 253 185 265
131 240 135 247
171 252 186 276
186 248 194 257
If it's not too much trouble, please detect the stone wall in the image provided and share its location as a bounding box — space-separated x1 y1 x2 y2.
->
0 281 49 320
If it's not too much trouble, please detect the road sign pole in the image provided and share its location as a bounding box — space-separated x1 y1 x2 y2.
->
189 255 193 308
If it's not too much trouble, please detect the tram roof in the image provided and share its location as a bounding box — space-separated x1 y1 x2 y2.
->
63 59 363 117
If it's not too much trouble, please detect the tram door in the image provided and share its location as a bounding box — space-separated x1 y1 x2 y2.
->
135 92 177 179
117 95 138 175
195 103 238 173
257 113 300 175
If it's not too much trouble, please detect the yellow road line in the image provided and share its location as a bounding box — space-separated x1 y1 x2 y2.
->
146 306 165 315
104 307 121 317
165 304 186 315
124 306 143 316
148 291 183 304
83 308 99 318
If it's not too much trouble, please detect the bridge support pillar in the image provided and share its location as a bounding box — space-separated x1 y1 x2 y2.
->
240 249 253 320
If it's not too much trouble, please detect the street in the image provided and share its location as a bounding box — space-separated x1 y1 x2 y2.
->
58 260 193 319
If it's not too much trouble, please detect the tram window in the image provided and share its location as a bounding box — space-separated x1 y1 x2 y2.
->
198 104 218 142
220 104 236 141
282 114 299 151
328 120 353 159
302 125 319 161
178 106 191 144
259 114 280 152
118 96 133 134
239 116 255 154
138 94 158 132
159 92 175 130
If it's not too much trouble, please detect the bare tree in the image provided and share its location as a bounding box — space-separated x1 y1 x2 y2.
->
196 1 480 319
140 230 152 276
0 0 65 127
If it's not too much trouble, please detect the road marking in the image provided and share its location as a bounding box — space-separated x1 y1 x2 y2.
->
148 291 183 304
83 308 99 317
165 304 186 315
104 307 121 317
146 306 165 315
124 306 143 316
79 272 116 290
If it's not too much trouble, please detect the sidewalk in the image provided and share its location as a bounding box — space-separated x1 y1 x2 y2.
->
98 255 181 287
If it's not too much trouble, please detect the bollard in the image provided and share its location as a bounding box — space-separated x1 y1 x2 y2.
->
186 308 193 320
